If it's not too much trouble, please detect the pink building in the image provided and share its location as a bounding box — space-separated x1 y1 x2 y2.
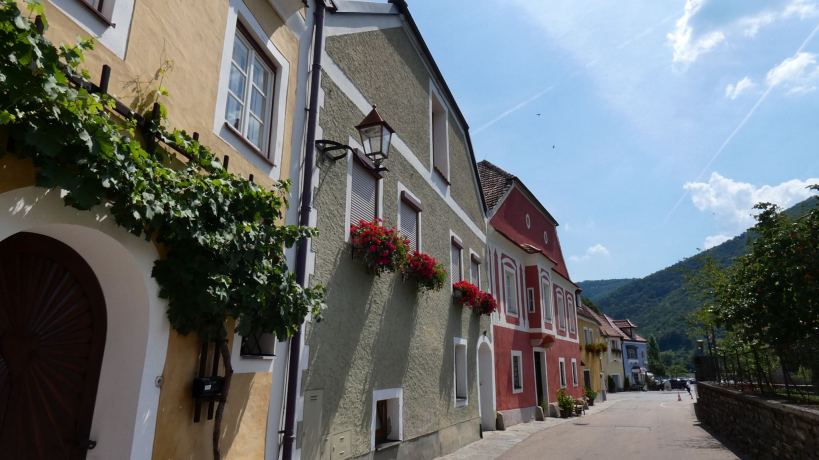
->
478 161 583 428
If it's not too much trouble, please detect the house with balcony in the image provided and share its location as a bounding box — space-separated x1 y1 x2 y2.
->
478 160 583 429
290 1 491 458
0 0 314 458
613 319 649 389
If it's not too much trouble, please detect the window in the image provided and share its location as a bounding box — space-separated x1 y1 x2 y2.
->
225 25 275 152
450 235 463 284
584 328 593 346
454 338 467 406
50 0 134 58
540 278 552 322
511 351 523 393
584 369 592 389
240 332 276 358
350 159 379 227
627 347 637 360
469 253 481 288
567 294 576 333
526 288 535 313
372 389 402 449
571 359 578 387
503 267 518 316
559 358 567 388
543 231 549 245
399 191 421 251
431 90 448 182
556 290 566 329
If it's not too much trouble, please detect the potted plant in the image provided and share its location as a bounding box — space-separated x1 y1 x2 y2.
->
349 219 409 275
472 291 498 316
452 280 480 306
557 389 574 418
405 251 447 291
585 386 597 406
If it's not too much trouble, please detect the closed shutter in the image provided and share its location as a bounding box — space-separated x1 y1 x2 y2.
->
450 244 462 283
470 258 480 287
350 160 377 226
399 200 419 250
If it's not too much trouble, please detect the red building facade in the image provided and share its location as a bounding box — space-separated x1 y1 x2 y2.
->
479 161 583 428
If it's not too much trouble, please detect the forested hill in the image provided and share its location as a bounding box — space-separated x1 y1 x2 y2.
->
576 278 636 301
580 196 818 354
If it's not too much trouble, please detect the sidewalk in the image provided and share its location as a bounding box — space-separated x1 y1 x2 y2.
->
436 399 620 460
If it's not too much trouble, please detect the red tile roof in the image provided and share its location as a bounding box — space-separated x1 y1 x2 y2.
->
477 160 515 211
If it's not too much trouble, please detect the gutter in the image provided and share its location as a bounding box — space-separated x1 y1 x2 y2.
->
282 1 326 459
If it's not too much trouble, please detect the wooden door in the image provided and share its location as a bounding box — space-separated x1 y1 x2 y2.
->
0 232 106 460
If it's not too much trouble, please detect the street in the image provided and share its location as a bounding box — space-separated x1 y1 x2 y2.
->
501 387 738 460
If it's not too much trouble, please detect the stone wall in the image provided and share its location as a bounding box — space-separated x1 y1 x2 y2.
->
695 382 819 460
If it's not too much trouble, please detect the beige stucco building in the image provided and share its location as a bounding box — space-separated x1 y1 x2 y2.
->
291 1 493 458
1 0 314 458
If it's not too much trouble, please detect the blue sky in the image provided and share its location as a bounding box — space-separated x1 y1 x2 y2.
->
405 0 819 281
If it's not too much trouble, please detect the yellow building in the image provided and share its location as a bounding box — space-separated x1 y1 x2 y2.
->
577 304 606 397
1 0 312 458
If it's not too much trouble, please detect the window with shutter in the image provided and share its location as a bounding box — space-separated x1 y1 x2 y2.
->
350 160 378 226
469 256 480 288
399 199 419 251
431 92 449 182
450 244 462 283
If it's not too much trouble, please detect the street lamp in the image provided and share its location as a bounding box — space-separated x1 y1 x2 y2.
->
315 105 395 171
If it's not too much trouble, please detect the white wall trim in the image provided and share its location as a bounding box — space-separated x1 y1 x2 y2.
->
476 335 496 428
213 0 291 179
48 0 135 59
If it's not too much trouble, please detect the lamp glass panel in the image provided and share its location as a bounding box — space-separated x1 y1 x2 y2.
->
380 126 392 156
359 125 382 155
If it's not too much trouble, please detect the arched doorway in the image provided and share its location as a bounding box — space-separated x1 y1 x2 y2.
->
478 340 495 430
0 232 107 459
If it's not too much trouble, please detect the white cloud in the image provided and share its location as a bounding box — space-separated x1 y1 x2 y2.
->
765 51 819 94
570 244 610 262
684 172 819 227
668 0 725 64
703 234 733 249
783 0 819 19
725 77 755 99
740 12 777 37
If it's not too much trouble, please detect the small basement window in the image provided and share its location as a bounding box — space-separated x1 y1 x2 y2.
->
240 332 276 358
373 389 402 449
454 338 467 406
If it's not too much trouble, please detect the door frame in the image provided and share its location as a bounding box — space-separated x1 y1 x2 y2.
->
476 336 495 431
532 347 548 404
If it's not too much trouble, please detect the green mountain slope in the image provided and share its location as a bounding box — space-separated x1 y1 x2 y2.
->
577 278 637 300
584 197 818 354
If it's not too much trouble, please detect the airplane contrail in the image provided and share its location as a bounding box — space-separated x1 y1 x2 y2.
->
664 20 819 224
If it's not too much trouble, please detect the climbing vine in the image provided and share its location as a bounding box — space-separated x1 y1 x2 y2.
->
0 0 325 341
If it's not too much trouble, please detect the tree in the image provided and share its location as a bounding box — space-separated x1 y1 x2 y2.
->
582 296 601 314
647 336 666 376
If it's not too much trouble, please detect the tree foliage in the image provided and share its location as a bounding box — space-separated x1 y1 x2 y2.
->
0 1 324 341
647 336 666 376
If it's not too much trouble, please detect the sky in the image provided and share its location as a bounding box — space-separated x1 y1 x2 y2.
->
404 0 819 281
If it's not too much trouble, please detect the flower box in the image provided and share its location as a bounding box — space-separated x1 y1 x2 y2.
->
452 281 480 306
406 251 447 291
349 219 409 275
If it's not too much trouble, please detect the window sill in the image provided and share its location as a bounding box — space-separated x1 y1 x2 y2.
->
375 440 401 451
77 1 115 27
222 121 273 165
239 354 275 360
455 397 468 407
433 166 450 185
512 388 523 394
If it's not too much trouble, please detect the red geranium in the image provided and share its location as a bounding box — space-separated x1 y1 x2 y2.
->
452 281 480 306
406 251 447 291
350 219 409 275
473 291 498 316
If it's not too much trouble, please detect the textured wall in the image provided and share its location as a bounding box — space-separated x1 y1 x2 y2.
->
325 28 485 227
695 382 819 459
301 66 488 457
577 316 604 394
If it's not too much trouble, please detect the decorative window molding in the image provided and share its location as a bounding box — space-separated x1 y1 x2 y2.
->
526 287 535 313
213 0 290 177
543 231 549 245
559 357 567 388
398 185 422 251
540 275 552 323
49 0 135 58
555 286 566 330
525 214 531 229
571 358 579 387
453 337 468 407
511 350 523 394
566 293 576 333
371 388 403 450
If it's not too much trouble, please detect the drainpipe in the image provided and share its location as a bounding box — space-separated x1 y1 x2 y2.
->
282 1 325 459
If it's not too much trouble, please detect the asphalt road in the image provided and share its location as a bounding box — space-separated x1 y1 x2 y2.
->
500 387 740 460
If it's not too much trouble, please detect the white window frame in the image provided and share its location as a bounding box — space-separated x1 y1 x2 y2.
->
371 388 403 450
503 265 519 317
213 0 290 177
567 293 577 334
511 350 524 394
48 0 135 59
571 358 579 387
453 338 468 407
559 357 567 388
526 287 535 313
584 327 593 346
344 148 383 241
397 184 422 252
450 231 463 285
540 275 552 323
429 83 450 187
556 287 566 330
469 250 481 289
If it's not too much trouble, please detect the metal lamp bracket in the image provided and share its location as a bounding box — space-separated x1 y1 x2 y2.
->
315 140 353 161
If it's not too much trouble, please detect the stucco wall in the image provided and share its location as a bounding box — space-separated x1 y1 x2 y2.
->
325 28 485 227
577 316 604 394
300 65 488 457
